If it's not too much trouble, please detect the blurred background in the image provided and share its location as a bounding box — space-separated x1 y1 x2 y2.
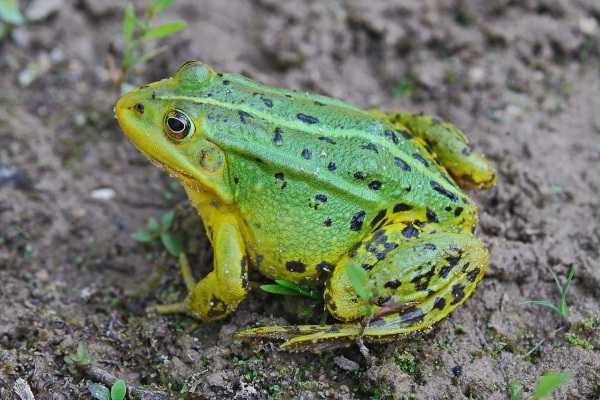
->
1 0 599 399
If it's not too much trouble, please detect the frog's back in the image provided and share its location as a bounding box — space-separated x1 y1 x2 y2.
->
197 72 469 210
166 71 475 281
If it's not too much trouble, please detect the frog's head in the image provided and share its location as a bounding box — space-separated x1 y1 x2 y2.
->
115 61 232 202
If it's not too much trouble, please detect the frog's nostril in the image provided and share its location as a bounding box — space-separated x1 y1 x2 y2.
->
134 103 145 114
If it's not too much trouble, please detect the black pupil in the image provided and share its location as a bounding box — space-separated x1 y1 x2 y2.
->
168 117 186 133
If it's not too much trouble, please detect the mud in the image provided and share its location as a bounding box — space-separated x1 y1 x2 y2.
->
1 0 599 399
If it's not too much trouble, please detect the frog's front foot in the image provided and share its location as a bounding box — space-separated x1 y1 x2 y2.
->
146 252 194 316
148 216 249 321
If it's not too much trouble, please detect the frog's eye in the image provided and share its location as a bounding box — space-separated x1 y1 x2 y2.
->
164 109 194 141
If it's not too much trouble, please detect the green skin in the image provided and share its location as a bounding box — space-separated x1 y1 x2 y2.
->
115 61 496 351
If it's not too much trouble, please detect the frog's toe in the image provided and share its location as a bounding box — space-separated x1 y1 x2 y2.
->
235 323 362 352
146 300 190 315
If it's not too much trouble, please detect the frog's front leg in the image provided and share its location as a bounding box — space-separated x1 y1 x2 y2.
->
374 110 496 190
237 224 488 351
151 213 249 321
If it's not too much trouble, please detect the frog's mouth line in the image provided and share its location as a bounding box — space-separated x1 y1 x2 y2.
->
140 149 196 183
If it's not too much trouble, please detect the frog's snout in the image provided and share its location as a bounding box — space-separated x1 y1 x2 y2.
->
115 91 144 120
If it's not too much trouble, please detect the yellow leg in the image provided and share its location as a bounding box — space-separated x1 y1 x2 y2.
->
377 110 496 190
187 214 248 321
148 216 249 321
236 226 489 352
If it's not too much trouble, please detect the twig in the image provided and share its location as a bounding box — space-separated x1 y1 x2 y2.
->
13 378 35 400
524 326 564 358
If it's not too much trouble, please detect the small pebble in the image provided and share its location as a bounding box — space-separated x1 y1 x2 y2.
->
334 355 360 371
91 187 116 200
579 17 598 36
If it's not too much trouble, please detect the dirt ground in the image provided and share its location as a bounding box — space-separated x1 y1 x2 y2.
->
1 0 599 399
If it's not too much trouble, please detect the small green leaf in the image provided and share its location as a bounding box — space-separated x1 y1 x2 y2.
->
123 2 136 44
131 230 156 243
147 216 160 232
160 232 182 256
394 78 415 98
509 382 523 400
346 263 370 302
0 0 25 25
533 371 570 399
110 379 127 400
260 284 299 296
142 21 186 40
76 342 91 366
89 383 111 400
160 210 175 229
150 0 176 14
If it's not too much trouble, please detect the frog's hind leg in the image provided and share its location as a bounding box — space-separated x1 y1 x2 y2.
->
378 110 496 190
236 225 489 352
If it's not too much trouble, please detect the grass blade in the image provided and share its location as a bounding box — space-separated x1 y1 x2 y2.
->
142 21 186 40
559 265 576 318
123 2 136 44
522 299 561 316
273 279 302 291
532 371 570 399
260 284 299 296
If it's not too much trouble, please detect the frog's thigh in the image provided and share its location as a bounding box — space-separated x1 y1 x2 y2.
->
327 227 488 331
188 215 248 321
383 111 496 190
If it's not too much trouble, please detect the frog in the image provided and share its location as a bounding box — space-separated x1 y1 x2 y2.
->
115 61 496 351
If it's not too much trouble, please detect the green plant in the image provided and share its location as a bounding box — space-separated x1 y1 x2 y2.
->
523 264 576 321
491 342 507 359
510 371 570 400
510 382 523 400
131 210 182 257
260 279 321 300
564 332 594 351
346 262 375 316
119 0 186 83
89 379 127 400
0 0 24 39
393 77 416 98
393 351 418 377
64 343 91 374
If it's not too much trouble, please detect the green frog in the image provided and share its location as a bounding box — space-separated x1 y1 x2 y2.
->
115 61 496 351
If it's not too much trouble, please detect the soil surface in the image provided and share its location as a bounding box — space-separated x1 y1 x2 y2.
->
1 0 600 399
